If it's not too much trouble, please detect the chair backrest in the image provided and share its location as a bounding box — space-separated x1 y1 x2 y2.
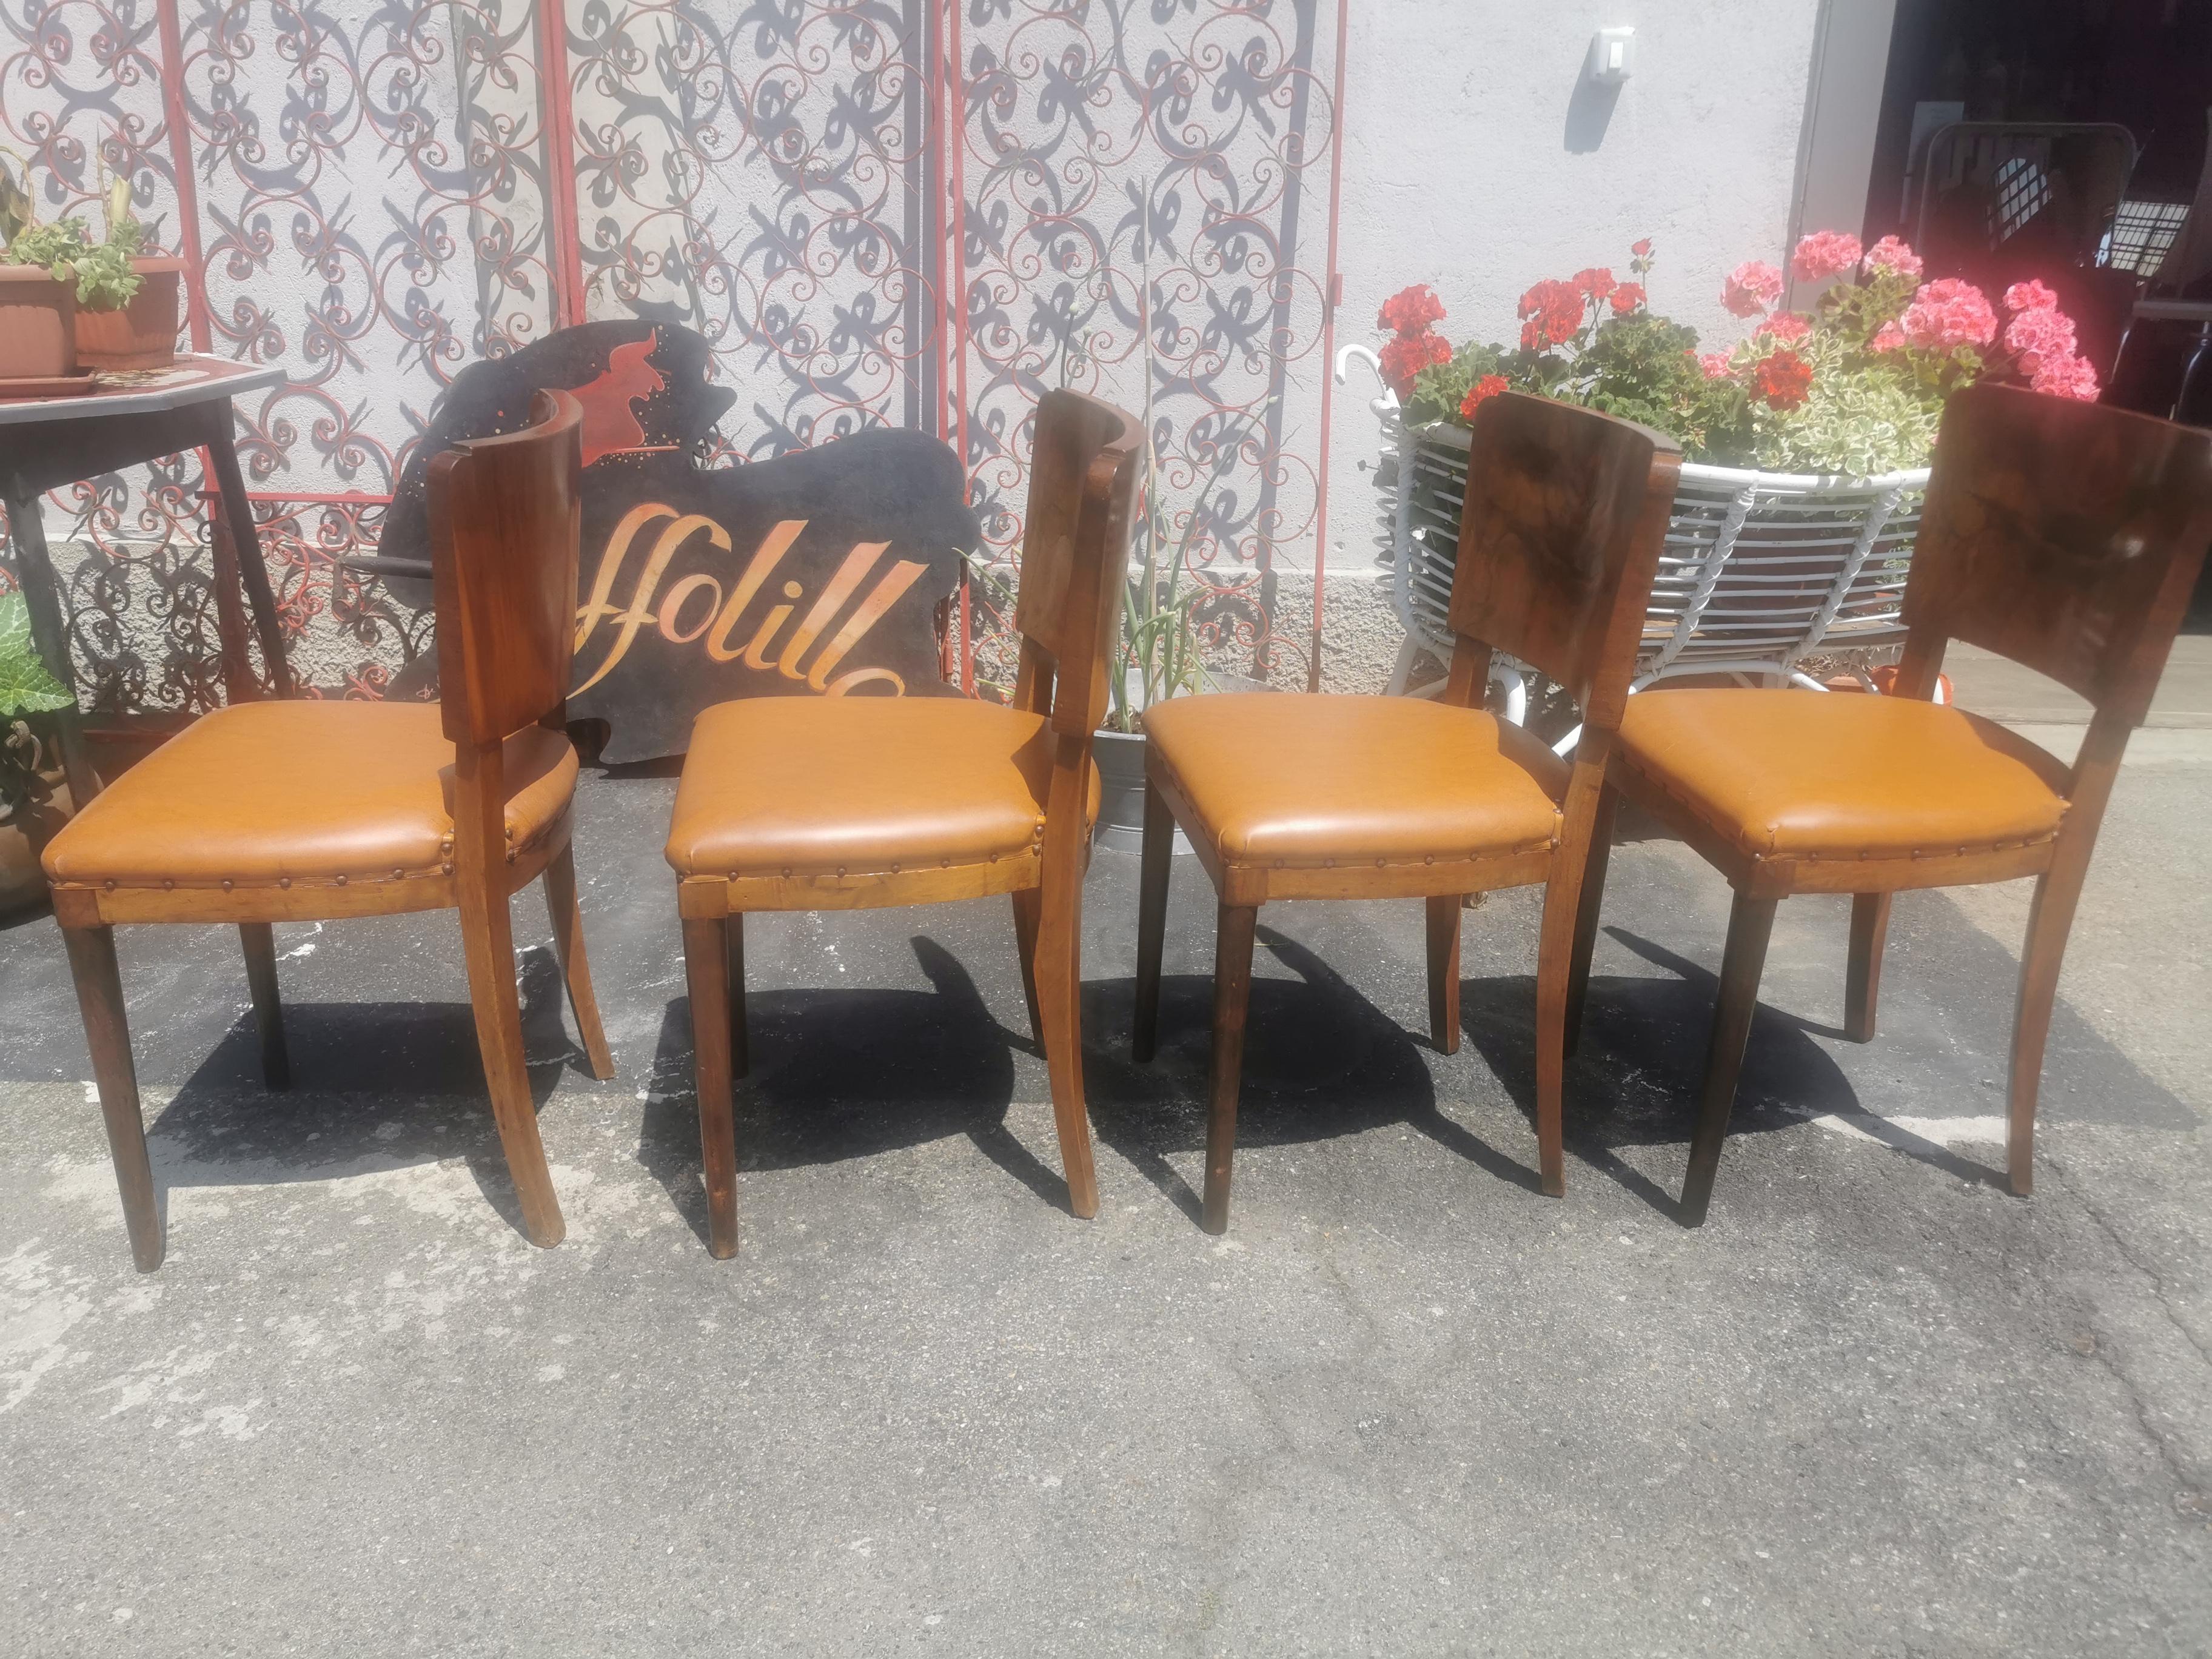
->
1908 384 2212 729
1011 387 1144 736
1447 392 1683 732
428 389 586 748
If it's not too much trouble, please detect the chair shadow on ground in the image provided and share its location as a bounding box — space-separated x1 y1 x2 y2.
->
140 940 595 1242
634 925 1547 1243
1466 923 2013 1225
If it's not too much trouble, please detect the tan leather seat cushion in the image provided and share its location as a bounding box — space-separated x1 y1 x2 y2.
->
1615 688 2070 861
1144 692 1566 868
43 701 578 889
666 697 1100 879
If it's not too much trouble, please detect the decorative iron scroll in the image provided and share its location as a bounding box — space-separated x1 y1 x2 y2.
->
1 1 1343 712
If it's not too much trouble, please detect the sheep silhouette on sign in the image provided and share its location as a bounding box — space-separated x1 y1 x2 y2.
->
379 320 978 762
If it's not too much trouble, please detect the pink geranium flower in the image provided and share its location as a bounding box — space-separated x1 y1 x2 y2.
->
1791 230 1862 283
1698 352 1735 380
1869 322 1908 353
2005 306 2079 374
1721 260 1785 318
1758 311 1811 344
2003 279 2060 314
1862 236 1923 279
1899 278 1997 351
2032 352 2101 401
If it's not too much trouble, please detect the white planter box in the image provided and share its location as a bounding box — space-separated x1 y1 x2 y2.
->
1393 420 1931 697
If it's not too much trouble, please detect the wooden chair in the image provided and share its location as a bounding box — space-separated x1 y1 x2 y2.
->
1573 384 2212 1224
1133 392 1683 1232
665 387 1141 1259
44 389 615 1270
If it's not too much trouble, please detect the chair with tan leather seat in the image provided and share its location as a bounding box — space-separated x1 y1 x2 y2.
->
44 390 615 1270
1571 383 2212 1224
1132 392 1683 1232
665 387 1141 1259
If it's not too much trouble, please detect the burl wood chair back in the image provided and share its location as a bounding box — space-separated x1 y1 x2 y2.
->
1010 386 1146 739
1444 390 1684 739
1902 383 2212 727
429 387 586 748
44 389 612 1270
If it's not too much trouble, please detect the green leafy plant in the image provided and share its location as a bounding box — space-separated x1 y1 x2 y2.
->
0 147 33 250
0 591 75 814
2 161 144 311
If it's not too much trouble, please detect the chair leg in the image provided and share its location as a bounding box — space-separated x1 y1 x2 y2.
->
61 925 163 1272
1010 886 1043 1047
238 922 290 1088
1202 903 1260 1235
1033 868 1101 1220
541 841 615 1081
1532 859 1593 1201
1132 779 1175 1062
2006 861 2088 1198
1679 892 1778 1227
682 914 739 1259
1844 893 1892 1044
1424 894 1461 1054
726 912 749 1080
457 887 566 1248
1564 782 1618 1057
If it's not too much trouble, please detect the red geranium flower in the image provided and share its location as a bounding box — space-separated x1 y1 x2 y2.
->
1753 348 1814 410
1631 238 1653 258
1573 267 1618 302
1459 374 1509 421
1517 279 1586 351
1609 283 1645 315
1378 283 1446 337
1378 330 1451 397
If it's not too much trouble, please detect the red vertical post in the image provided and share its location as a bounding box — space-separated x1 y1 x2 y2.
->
1305 0 1351 695
155 0 212 354
537 0 587 329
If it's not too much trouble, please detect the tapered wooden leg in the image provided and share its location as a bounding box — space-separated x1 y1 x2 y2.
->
238 922 290 1088
541 841 615 1081
1564 782 1618 1057
1845 893 1893 1045
726 912 749 1080
1424 894 1463 1054
2007 861 2088 1198
457 889 565 1248
682 913 738 1258
1532 859 1595 1200
62 926 163 1272
1132 780 1175 1062
1010 886 1044 1047
1679 892 1779 1227
1033 870 1100 1220
1202 903 1260 1235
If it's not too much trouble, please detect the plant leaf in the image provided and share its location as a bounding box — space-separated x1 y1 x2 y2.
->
0 592 75 716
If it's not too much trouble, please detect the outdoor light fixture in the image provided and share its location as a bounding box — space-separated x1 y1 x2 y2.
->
1586 26 1635 87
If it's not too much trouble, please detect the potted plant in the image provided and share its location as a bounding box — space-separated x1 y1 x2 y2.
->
1373 236 2100 712
0 590 78 914
2 162 182 375
0 148 79 386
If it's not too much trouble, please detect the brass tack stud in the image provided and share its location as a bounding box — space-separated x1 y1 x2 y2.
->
836 865 847 877
221 879 234 891
890 863 900 874
335 874 347 886
780 866 792 877
104 880 115 891
1424 855 1434 865
162 879 174 890
440 862 453 876
279 877 292 889
393 868 404 879
1375 858 1386 868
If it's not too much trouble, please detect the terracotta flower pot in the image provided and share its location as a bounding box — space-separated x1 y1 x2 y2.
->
0 765 73 916
73 256 184 371
0 264 77 381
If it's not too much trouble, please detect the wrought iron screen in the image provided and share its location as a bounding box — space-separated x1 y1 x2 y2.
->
0 0 1346 710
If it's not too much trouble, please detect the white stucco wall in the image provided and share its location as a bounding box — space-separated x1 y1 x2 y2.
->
1320 0 1825 578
